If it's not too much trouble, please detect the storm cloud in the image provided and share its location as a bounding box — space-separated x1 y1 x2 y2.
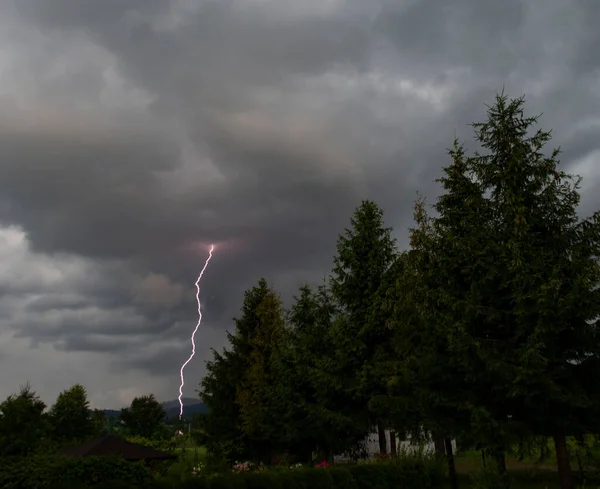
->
0 0 599 408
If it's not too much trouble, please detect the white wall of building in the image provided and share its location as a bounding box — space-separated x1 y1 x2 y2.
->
334 428 456 463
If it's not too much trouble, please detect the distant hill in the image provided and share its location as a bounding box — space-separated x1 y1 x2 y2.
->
162 397 198 410
101 397 208 419
162 398 208 419
102 409 120 418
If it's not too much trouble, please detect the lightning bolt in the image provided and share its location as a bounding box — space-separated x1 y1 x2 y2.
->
178 244 215 419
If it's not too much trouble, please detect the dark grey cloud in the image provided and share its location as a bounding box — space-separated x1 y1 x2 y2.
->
0 0 598 407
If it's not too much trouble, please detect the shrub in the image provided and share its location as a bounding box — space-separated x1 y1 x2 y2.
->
241 472 282 489
206 473 246 489
269 471 300 489
0 455 153 489
469 468 512 489
287 467 333 489
183 456 445 489
347 465 388 489
47 483 90 489
144 480 179 489
327 467 357 489
92 482 137 489
176 478 209 489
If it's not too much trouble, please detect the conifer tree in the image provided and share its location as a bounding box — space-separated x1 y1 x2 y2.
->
331 200 398 452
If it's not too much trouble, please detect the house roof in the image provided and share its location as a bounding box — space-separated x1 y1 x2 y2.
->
57 435 177 461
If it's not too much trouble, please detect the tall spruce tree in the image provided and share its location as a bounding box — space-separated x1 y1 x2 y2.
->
235 285 288 463
267 284 318 462
330 200 397 452
385 148 489 489
198 347 248 464
411 93 600 489
279 280 371 462
465 93 600 489
198 279 271 464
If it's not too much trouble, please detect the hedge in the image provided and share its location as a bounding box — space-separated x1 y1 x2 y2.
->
34 457 445 489
0 455 153 489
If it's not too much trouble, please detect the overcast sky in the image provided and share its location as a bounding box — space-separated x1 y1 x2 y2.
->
0 0 599 409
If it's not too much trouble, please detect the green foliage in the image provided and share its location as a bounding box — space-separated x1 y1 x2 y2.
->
466 94 600 440
469 468 512 489
181 461 444 489
49 384 95 444
0 383 51 458
271 279 371 461
235 287 287 455
47 482 89 489
90 409 108 436
241 472 283 489
120 394 166 439
92 481 137 489
177 478 209 489
199 279 272 463
288 467 334 489
206 473 246 489
345 458 442 489
384 92 600 489
124 435 176 452
187 91 600 488
330 200 398 446
0 455 152 489
327 467 357 489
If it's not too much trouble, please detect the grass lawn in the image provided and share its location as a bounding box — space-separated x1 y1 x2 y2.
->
455 449 557 474
457 472 561 489
174 438 207 466
453 445 600 488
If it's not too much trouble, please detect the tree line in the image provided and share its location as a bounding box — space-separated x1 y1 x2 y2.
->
0 383 173 457
197 94 600 489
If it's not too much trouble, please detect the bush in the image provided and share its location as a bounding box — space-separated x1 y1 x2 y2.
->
47 483 90 489
145 480 180 489
269 471 300 489
179 477 208 489
240 472 282 489
180 456 445 489
327 467 357 489
347 465 389 489
0 455 153 489
206 473 246 489
469 468 512 489
91 482 137 489
287 467 333 489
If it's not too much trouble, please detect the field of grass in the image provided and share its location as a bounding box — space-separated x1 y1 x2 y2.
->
455 449 557 474
457 472 561 489
453 444 600 489
176 441 207 466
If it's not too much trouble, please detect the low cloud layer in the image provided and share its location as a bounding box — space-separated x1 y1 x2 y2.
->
0 0 599 408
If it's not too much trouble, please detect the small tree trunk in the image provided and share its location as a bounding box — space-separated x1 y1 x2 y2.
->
445 437 459 489
495 451 507 475
378 423 387 454
575 434 585 483
390 431 397 454
434 433 445 455
481 449 487 468
554 425 574 489
576 451 583 483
